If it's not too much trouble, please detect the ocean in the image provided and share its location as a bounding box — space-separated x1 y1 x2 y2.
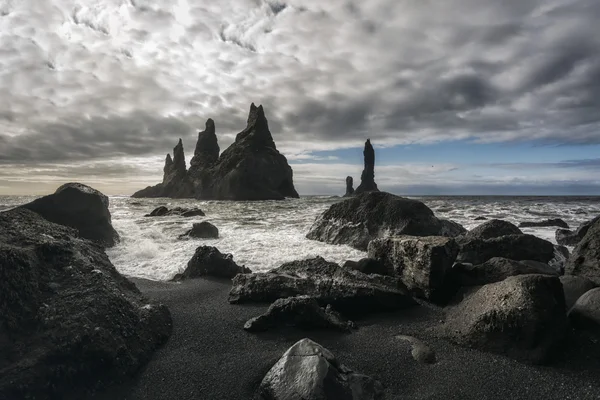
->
2 195 599 281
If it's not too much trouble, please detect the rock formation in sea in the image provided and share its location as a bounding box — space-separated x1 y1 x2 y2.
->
344 176 354 197
132 104 299 200
354 139 379 194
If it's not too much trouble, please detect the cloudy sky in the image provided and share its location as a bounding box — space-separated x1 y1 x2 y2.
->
1 0 599 195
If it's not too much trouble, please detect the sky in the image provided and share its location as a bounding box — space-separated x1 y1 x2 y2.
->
1 0 600 195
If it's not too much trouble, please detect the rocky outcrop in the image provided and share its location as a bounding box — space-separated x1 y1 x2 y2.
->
306 191 466 251
565 218 600 285
256 338 384 400
172 246 250 281
368 236 459 301
179 222 219 239
568 288 600 329
519 218 569 229
456 234 555 265
228 256 416 314
0 208 172 399
144 206 205 217
354 139 379 195
560 276 596 310
20 182 120 247
556 216 600 246
244 296 355 332
344 176 354 197
132 104 299 200
342 258 389 276
443 274 567 364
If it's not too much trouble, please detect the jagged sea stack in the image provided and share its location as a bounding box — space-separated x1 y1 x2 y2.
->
344 176 354 197
188 118 220 198
354 139 379 194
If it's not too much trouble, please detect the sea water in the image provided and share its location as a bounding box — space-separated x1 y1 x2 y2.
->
2 195 599 281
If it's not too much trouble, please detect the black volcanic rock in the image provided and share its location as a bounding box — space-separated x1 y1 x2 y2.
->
556 216 600 246
456 234 555 265
463 219 523 240
20 182 119 247
144 206 205 218
565 218 600 285
354 139 379 195
173 246 251 281
179 222 219 239
306 191 467 251
519 218 569 229
0 208 172 399
133 104 299 201
344 176 354 197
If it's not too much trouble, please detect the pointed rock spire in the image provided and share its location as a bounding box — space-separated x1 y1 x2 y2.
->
235 103 276 149
344 176 354 197
354 139 379 194
190 118 220 170
163 153 173 183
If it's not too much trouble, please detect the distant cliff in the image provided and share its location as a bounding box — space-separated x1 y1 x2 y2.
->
132 104 299 200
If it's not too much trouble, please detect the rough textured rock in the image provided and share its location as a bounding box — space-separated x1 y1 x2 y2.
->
368 236 459 301
256 338 384 400
556 216 600 246
450 257 559 288
456 234 555 265
20 182 120 247
179 222 219 239
568 287 600 329
173 246 250 281
395 335 436 364
565 218 600 285
463 219 523 240
189 118 220 169
244 296 355 332
549 245 569 274
344 176 354 197
0 208 172 400
443 274 567 364
560 276 596 310
229 256 416 314
519 218 569 229
354 139 379 195
306 191 466 251
144 206 205 218
342 258 389 276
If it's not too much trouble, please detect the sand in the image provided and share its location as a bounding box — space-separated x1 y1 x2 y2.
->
90 277 600 400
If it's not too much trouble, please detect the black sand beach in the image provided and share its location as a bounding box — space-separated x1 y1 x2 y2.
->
91 278 600 400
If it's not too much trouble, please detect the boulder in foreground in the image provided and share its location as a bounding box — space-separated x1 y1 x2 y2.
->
20 182 120 247
443 274 567 364
568 287 600 329
565 218 600 285
244 296 354 332
173 246 250 281
229 256 416 314
456 234 555 265
306 191 466 251
0 208 172 400
560 275 596 310
256 338 384 400
462 219 522 240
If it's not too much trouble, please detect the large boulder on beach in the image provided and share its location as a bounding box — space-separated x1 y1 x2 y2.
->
463 219 522 240
519 219 569 229
173 246 250 281
20 182 120 247
229 256 416 314
456 234 555 265
568 288 600 329
565 218 600 285
556 216 600 246
244 296 354 332
256 338 384 400
0 208 172 399
306 191 466 251
560 276 596 310
368 236 459 301
443 274 567 364
179 222 219 239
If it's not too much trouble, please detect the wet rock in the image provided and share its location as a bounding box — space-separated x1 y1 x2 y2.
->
0 208 172 399
368 236 459 301
307 191 466 251
443 274 567 364
229 256 416 314
519 218 569 229
474 216 487 221
344 176 354 197
463 219 523 240
565 218 600 285
256 338 384 400
173 246 251 281
179 221 219 239
568 287 600 329
456 234 555 265
395 335 436 364
560 276 596 310
556 216 600 246
20 182 120 247
144 206 205 218
450 257 559 287
354 139 379 195
244 296 355 332
342 258 390 276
